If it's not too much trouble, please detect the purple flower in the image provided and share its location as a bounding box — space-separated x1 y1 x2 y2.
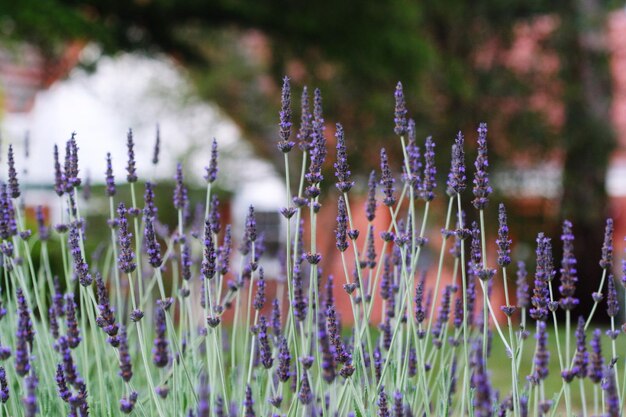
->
366 170 377 221
95 274 118 341
572 316 588 379
143 181 157 218
53 144 65 196
421 136 436 201
204 139 219 183
120 391 138 414
65 294 81 349
305 90 327 188
278 76 294 153
297 86 313 152
126 129 137 183
326 305 349 364
404 120 422 194
0 367 8 403
64 134 81 191
377 389 390 417
152 302 169 368
393 82 407 136
118 326 133 382
105 152 116 197
335 196 349 252
496 203 512 267
588 329 604 383
516 261 529 309
606 274 619 318
7 145 20 199
472 123 492 209
276 337 291 382
68 221 92 286
600 218 613 269
201 221 216 280
292 265 307 322
257 316 273 369
528 321 549 385
558 220 579 310
181 239 192 281
144 215 162 268
116 203 136 274
432 285 453 341
529 234 553 321
244 385 255 417
471 344 493 417
209 194 221 234
152 125 161 165
22 370 38 417
15 287 33 376
602 366 620 417
446 131 466 197
217 225 232 275
173 163 187 210
253 268 266 310
35 206 49 241
379 148 396 206
334 123 354 192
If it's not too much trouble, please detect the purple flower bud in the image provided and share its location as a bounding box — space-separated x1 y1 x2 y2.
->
600 218 614 269
173 163 187 210
393 82 407 136
120 391 138 414
15 287 33 376
276 337 291 382
7 145 20 199
446 132 466 197
65 294 81 348
496 203 512 267
130 309 143 322
0 367 8 403
326 305 349 364
602 365 620 417
144 215 162 268
253 268 266 310
53 144 65 196
572 316 588 379
472 123 492 209
23 370 38 417
530 234 552 321
152 302 169 368
217 224 232 275
377 389 390 417
334 123 354 192
203 138 219 183
243 385 255 417
35 206 49 241
335 196 349 252
117 325 133 382
558 220 579 310
95 274 118 341
201 221 216 280
117 203 136 274
528 321 549 384
421 136 436 201
588 329 604 383
292 265 307 322
126 129 137 183
516 261 529 309
379 148 395 206
246 205 257 243
297 86 313 152
606 274 619 317
278 76 294 153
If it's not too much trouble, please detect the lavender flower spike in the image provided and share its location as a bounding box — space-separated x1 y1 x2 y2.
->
334 123 354 193
144 215 162 268
472 123 492 209
588 329 604 384
559 220 578 310
152 301 169 368
516 261 529 309
117 203 136 274
105 153 116 197
599 218 613 269
126 129 137 183
394 81 408 136
422 136 436 201
496 203 511 267
380 148 395 206
366 170 377 221
23 370 38 417
152 124 161 165
53 144 65 196
173 163 188 210
204 139 218 183
572 316 588 379
335 196 349 252
446 131 465 197
7 145 20 199
15 288 33 376
0 367 8 403
69 221 92 286
297 86 313 151
606 274 619 318
277 76 294 153
118 326 133 382
201 220 216 280
602 365 620 417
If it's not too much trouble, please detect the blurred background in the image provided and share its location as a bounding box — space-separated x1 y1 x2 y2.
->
1 0 626 322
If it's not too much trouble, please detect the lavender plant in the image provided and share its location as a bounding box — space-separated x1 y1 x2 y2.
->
0 80 624 417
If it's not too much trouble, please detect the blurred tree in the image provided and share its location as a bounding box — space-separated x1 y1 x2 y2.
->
0 0 618 318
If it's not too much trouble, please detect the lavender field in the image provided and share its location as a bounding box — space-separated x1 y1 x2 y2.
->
0 78 623 417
